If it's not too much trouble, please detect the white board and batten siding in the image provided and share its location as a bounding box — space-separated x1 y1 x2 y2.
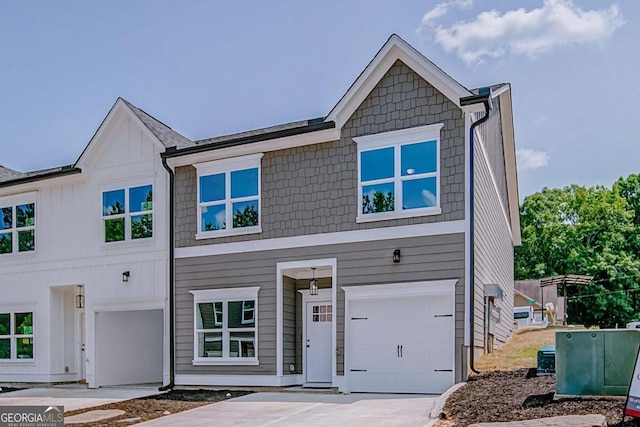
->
0 106 170 387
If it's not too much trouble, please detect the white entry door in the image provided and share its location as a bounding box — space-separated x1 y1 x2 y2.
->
305 301 332 383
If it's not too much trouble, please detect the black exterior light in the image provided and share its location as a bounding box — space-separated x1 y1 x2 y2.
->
393 249 401 263
309 267 319 296
122 271 130 283
75 285 85 309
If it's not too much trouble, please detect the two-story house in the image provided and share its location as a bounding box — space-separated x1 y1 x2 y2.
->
0 34 518 393
0 98 193 388
161 34 520 393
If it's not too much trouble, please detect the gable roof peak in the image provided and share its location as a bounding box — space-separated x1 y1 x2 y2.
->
326 34 472 128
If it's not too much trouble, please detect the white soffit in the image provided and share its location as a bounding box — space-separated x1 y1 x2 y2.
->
326 34 472 129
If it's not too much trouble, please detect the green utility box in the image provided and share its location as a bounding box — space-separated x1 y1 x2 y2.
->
537 345 555 375
556 329 640 396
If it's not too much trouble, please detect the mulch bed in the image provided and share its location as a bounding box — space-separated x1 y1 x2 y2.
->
437 369 640 427
64 389 252 427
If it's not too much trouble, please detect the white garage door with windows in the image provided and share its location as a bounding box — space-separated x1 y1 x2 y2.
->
343 280 456 394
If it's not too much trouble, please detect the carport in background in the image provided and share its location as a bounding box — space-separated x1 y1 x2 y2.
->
95 309 163 386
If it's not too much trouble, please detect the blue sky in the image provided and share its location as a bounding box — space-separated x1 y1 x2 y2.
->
0 1 636 198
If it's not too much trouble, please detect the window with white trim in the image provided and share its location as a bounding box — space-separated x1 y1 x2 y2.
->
102 184 153 242
355 123 443 222
0 198 36 255
190 287 260 365
0 311 34 360
195 154 263 238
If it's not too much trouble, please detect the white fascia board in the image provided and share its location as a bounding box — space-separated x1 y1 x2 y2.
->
176 220 465 259
167 128 340 168
0 172 84 198
497 88 521 246
75 98 166 168
326 35 472 129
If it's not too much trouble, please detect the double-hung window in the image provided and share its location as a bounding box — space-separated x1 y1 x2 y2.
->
102 184 153 243
195 154 262 238
355 123 443 222
190 287 260 365
0 311 34 360
0 193 36 255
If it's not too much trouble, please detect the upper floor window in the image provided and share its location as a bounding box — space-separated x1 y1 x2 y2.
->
0 194 36 255
194 154 263 239
102 185 153 243
354 123 443 223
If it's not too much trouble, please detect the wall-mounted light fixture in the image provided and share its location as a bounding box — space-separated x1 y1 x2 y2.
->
393 249 401 263
75 285 85 309
122 271 130 283
309 267 318 296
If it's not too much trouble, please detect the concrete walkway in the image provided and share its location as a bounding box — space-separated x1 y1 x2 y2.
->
137 392 439 427
0 386 161 412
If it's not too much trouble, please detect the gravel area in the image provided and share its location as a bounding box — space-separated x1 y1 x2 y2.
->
436 369 640 427
63 389 252 426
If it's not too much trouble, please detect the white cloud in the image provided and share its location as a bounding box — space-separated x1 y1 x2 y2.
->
422 189 437 207
419 0 473 27
419 0 625 65
517 148 550 171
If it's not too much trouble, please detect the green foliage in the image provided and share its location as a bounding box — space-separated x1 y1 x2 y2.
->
233 205 258 228
131 214 153 239
363 191 394 214
0 233 11 254
105 218 125 242
516 179 640 328
0 339 9 359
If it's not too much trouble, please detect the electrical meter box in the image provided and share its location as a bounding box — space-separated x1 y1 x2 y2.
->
556 329 640 396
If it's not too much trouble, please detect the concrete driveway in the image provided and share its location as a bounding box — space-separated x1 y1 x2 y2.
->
0 386 160 412
137 392 439 427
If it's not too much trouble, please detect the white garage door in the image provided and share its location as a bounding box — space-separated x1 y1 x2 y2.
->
347 292 454 394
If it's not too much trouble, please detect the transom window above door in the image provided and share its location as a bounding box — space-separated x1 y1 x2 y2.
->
194 154 263 239
354 123 443 223
102 184 153 243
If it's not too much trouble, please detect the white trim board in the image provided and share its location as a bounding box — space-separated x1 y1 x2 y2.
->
175 220 465 259
175 374 304 387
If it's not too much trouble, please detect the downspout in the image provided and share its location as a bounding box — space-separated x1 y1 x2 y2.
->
460 93 491 374
159 155 175 391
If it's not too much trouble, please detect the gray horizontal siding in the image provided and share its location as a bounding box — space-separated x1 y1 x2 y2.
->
175 233 466 381
473 118 515 351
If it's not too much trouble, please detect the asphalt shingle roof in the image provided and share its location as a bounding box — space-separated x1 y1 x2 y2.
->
0 165 25 182
121 99 195 149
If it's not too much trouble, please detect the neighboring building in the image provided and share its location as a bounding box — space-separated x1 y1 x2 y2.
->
515 279 565 324
162 34 520 393
0 99 193 387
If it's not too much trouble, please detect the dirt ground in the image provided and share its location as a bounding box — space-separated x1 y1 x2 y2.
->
64 389 252 426
435 369 640 427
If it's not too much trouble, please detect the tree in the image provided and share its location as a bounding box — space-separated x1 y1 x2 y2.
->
362 191 394 214
516 183 640 327
233 205 258 228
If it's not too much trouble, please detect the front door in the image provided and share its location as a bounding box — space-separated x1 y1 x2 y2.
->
79 311 86 383
305 301 332 384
